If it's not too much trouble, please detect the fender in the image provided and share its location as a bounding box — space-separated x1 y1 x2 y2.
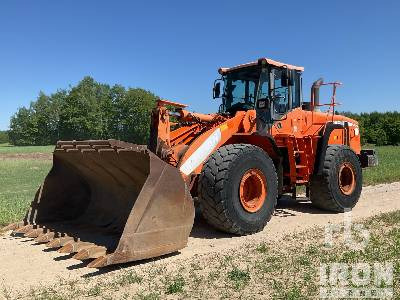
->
226 133 281 160
315 122 346 175
226 133 283 194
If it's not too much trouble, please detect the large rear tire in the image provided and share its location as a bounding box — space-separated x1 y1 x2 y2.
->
310 145 362 212
198 144 278 235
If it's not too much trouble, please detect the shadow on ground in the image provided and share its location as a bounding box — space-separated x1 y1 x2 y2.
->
275 195 336 216
81 252 180 278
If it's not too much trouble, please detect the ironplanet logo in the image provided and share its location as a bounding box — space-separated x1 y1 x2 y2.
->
319 210 393 299
319 262 393 298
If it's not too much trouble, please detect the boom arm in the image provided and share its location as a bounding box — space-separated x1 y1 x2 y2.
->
149 99 258 177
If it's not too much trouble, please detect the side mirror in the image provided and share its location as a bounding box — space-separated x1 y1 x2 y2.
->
213 82 221 99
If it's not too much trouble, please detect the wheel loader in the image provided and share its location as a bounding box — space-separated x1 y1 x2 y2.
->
3 57 378 268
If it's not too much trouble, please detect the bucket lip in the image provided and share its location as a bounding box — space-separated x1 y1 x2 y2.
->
53 140 171 170
55 140 153 155
56 139 147 149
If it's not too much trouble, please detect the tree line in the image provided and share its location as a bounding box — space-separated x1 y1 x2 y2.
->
5 77 399 146
8 77 157 146
340 111 400 146
0 131 8 143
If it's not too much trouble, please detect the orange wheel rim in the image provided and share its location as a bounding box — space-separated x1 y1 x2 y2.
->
338 162 356 195
239 168 267 213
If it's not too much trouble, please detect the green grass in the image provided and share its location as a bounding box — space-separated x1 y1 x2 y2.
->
227 267 251 290
0 143 53 225
0 143 54 154
165 275 185 294
363 145 400 185
0 159 52 226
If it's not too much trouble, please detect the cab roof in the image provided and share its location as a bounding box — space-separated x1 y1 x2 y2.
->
218 57 304 75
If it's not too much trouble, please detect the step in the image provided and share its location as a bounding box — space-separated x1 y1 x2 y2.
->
296 165 307 169
296 180 308 184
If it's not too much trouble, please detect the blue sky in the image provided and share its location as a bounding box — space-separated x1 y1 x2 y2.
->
0 0 399 130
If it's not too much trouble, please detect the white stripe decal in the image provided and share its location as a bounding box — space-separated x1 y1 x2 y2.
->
180 128 221 175
333 120 358 128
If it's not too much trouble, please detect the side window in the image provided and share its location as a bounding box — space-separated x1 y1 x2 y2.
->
257 68 269 99
228 79 256 104
224 77 256 112
292 72 301 109
272 69 289 114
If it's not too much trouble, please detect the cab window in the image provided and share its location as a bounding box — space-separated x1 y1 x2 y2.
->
223 70 258 113
292 72 302 109
272 69 289 115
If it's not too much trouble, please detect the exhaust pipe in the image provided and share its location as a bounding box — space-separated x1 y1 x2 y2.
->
311 78 324 111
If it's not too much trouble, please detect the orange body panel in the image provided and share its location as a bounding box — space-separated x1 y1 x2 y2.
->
152 99 361 189
271 108 361 154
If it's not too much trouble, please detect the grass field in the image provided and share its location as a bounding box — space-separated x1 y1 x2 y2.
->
0 159 52 226
0 144 54 225
0 144 399 226
362 145 400 185
0 143 54 154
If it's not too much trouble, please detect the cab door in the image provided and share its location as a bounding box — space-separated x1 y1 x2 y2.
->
270 68 291 134
269 69 307 136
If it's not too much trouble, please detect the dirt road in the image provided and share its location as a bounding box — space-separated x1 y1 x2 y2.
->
1 182 399 294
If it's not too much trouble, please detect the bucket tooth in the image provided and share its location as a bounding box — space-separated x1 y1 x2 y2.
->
72 250 90 260
61 237 77 246
87 255 109 268
58 241 92 254
23 229 35 238
73 246 107 260
46 236 73 248
35 232 55 243
46 238 61 248
24 228 45 238
2 222 24 231
12 224 33 235
58 242 76 253
75 242 96 252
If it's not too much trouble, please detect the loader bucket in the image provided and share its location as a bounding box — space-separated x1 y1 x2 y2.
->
8 140 194 268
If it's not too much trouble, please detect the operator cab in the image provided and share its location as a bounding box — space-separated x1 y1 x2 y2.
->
214 58 304 131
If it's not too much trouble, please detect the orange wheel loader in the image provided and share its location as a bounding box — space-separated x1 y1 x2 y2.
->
3 57 378 268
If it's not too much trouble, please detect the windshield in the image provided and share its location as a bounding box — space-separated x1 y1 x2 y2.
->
222 68 260 113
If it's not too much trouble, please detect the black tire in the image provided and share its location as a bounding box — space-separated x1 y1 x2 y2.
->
310 145 362 212
197 144 278 234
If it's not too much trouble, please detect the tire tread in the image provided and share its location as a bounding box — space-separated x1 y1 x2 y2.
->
310 145 362 212
198 144 277 234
